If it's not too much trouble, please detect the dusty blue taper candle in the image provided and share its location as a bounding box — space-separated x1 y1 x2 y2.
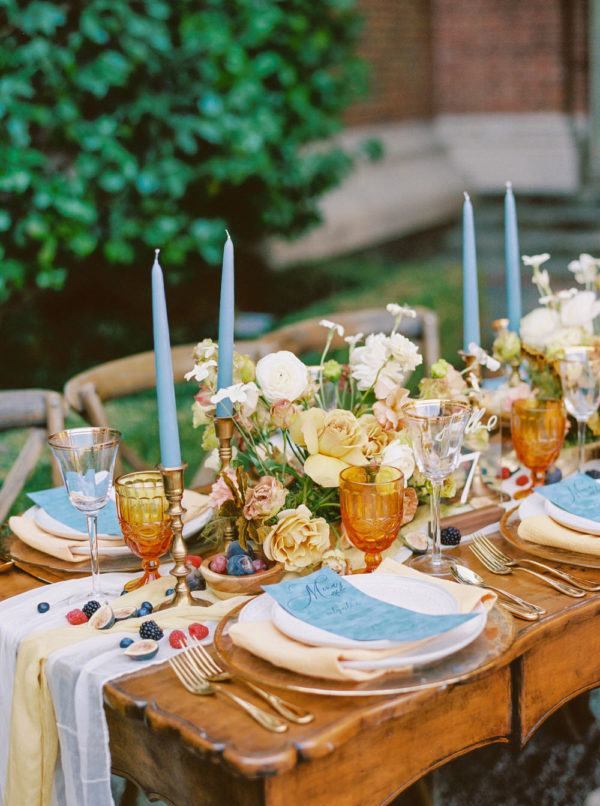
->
462 192 481 351
151 249 182 467
216 231 235 418
504 181 522 332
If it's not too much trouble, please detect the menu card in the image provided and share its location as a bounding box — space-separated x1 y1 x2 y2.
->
264 568 475 643
537 473 600 523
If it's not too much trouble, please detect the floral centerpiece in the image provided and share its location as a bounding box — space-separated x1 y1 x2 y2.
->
186 305 424 572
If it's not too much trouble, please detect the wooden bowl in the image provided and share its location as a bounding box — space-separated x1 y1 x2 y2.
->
199 552 285 597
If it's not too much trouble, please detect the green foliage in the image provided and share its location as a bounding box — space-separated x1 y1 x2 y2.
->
0 0 366 299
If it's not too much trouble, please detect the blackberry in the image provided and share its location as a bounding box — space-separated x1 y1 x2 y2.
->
440 527 462 546
82 600 101 619
139 620 164 641
585 469 600 480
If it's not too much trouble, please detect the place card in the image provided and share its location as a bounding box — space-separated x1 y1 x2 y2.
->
264 568 475 643
537 473 600 523
28 487 121 536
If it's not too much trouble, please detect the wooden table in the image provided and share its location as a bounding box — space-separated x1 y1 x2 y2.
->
3 530 600 806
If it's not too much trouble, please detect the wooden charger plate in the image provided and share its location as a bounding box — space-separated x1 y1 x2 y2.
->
499 506 600 570
213 601 515 697
8 534 142 576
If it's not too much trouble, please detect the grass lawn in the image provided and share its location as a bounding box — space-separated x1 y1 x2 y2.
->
0 253 462 517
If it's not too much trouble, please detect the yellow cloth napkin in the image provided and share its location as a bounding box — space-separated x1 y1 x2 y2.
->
519 514 600 556
8 490 210 563
4 577 249 806
228 558 496 683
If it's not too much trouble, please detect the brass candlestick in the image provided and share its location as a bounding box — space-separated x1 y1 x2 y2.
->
215 417 237 543
158 462 210 609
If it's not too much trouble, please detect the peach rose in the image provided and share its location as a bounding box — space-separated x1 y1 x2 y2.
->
243 476 287 521
262 505 330 571
373 387 410 431
270 400 300 429
358 413 392 459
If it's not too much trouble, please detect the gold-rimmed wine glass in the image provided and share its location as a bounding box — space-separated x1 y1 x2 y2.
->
558 347 600 473
403 400 470 577
511 399 566 498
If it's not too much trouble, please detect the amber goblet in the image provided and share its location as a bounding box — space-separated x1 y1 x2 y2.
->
115 471 173 591
340 465 404 573
511 399 566 499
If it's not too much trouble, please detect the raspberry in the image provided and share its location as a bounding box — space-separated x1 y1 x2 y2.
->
186 554 202 568
501 467 511 480
189 623 209 641
516 474 529 486
67 608 88 625
169 629 187 649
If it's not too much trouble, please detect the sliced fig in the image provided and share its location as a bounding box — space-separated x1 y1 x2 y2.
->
113 607 137 621
403 530 429 555
124 639 159 661
89 604 116 630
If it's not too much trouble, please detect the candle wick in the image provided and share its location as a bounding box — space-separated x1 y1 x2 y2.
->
154 248 160 258
225 229 231 241
463 191 470 201
506 180 512 190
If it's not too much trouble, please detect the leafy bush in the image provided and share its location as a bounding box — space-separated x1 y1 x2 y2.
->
0 0 366 299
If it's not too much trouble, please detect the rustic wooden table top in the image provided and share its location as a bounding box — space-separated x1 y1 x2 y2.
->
3 529 600 806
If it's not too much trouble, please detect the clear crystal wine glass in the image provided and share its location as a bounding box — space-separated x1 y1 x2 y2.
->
558 347 600 473
403 400 470 577
48 427 121 597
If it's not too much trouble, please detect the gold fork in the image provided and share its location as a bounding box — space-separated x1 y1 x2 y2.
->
473 533 600 592
186 641 314 724
169 653 288 733
470 541 585 598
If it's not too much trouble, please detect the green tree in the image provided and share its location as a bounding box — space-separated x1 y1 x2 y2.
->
0 0 367 300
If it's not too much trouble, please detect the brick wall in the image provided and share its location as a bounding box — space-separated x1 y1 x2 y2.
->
345 0 434 125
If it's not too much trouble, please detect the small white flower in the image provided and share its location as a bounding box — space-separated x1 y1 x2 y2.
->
539 289 577 307
344 332 364 348
531 269 550 289
211 381 259 416
520 307 561 351
467 343 501 372
568 254 600 286
522 253 550 268
184 360 217 383
560 290 600 331
255 351 308 403
319 319 345 337
386 303 417 319
468 372 481 392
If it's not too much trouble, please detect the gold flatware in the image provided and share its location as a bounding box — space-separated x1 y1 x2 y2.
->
450 562 542 620
470 542 585 598
473 533 600 592
169 653 288 733
185 641 314 724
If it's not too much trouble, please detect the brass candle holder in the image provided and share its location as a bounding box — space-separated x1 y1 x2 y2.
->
215 417 237 543
157 462 211 610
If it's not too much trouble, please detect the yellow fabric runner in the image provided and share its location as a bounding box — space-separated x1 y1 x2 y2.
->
4 577 249 806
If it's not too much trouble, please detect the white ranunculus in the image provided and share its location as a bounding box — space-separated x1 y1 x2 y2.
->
560 290 600 332
381 441 415 485
519 307 560 351
350 333 388 390
374 362 405 400
255 351 308 403
387 333 423 373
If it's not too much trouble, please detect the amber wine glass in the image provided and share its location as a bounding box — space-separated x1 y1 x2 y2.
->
511 399 566 499
115 471 173 591
340 465 404 573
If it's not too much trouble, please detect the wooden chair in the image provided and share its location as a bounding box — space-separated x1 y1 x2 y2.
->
0 390 65 523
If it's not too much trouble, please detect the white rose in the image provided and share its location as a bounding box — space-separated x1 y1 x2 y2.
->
350 333 388 390
560 290 600 332
255 351 308 403
519 307 560 351
381 441 415 485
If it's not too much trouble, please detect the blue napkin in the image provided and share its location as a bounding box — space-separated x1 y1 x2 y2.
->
28 487 122 536
264 568 475 643
536 473 600 523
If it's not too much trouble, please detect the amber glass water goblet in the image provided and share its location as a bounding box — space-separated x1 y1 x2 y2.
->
511 399 566 499
115 471 173 591
558 347 600 473
403 400 470 577
340 465 404 573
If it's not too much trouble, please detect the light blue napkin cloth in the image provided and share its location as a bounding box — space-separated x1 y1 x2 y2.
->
264 567 475 643
536 473 600 523
27 487 122 536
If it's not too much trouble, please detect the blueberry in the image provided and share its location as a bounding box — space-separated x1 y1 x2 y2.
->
37 602 50 613
227 555 254 576
120 637 134 649
186 570 206 591
545 466 563 485
226 541 246 559
165 588 175 596
585 469 600 480
140 601 153 613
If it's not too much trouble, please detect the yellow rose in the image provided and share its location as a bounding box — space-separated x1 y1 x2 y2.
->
358 413 392 459
290 408 368 487
262 505 330 571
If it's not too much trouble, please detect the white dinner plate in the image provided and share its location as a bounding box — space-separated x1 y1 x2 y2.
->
543 498 600 536
239 575 487 671
518 493 546 521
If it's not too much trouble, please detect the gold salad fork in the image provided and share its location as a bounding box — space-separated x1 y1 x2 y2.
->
185 641 314 724
169 653 288 733
470 541 585 598
474 533 600 592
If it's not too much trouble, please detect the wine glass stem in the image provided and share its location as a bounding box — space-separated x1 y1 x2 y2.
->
86 513 100 597
577 418 587 473
430 481 443 568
